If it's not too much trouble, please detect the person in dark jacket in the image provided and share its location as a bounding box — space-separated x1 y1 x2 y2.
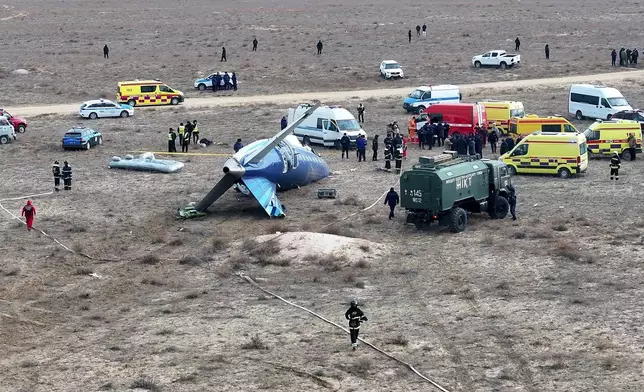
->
626 49 632 65
442 122 450 145
384 187 400 219
345 300 367 350
184 120 193 144
455 135 468 155
317 40 323 55
62 161 73 190
52 160 61 191
220 47 227 62
252 38 258 51
356 135 367 162
340 133 350 159
223 72 231 90
181 133 190 153
620 48 626 66
231 72 238 91
103 44 109 59
632 49 639 65
168 128 177 152
545 44 550 60
372 135 379 161
383 133 393 170
280 116 288 130
357 103 365 123
507 184 517 220
422 23 427 37
611 49 617 66
515 37 520 51
488 129 498 154
468 134 476 156
418 123 427 149
192 120 199 144
474 134 483 157
435 122 444 146
416 25 421 36
610 152 621 180
234 138 243 153
408 29 412 43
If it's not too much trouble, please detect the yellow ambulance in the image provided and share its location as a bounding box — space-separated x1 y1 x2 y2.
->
117 80 185 107
479 100 525 134
500 131 588 178
508 115 578 137
583 119 642 160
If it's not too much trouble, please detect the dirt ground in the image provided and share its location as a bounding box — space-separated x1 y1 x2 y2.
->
1 0 644 107
2 76 644 392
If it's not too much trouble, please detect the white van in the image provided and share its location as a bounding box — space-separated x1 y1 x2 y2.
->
569 84 632 120
0 117 16 144
288 103 367 148
402 84 461 113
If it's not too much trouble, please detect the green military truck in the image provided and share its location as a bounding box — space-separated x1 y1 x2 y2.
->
400 151 513 232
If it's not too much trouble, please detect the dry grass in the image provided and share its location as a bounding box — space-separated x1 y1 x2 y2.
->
179 255 204 266
317 254 347 271
241 335 268 350
335 195 363 207
386 335 409 346
141 254 160 265
130 376 161 392
210 237 229 252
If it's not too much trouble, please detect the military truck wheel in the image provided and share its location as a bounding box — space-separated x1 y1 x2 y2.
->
449 207 467 233
558 167 571 178
489 196 509 219
507 165 517 176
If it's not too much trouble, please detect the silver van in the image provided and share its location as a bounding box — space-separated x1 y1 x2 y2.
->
0 117 17 144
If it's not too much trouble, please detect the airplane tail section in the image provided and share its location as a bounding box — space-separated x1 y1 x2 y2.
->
240 177 285 218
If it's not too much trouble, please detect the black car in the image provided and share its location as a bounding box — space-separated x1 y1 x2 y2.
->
612 110 644 130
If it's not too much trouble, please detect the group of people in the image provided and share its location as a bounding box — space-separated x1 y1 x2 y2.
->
168 120 199 153
611 48 639 67
211 72 238 92
417 121 450 149
408 23 428 42
52 160 73 191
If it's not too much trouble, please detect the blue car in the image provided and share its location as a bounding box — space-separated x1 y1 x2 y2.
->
62 126 102 150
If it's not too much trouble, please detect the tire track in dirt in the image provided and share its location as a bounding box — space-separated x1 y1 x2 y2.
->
6 69 644 117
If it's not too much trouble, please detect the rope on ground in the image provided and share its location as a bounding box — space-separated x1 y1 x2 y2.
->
237 272 452 392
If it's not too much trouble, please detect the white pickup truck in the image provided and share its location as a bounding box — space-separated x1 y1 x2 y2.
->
472 50 521 69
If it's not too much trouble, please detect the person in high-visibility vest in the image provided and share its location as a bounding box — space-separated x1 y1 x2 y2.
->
178 123 185 140
192 120 199 144
168 128 177 152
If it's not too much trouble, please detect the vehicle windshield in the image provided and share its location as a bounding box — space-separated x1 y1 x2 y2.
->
607 97 629 107
1 111 12 119
65 133 82 138
409 89 425 99
510 109 525 118
638 112 644 121
583 128 593 138
336 119 360 131
80 104 87 109
159 85 174 93
385 63 400 69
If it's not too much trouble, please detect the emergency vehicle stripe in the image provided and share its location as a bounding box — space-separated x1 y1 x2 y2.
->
524 141 578 144
513 119 566 124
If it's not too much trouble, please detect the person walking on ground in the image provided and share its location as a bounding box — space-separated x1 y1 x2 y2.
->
515 37 520 51
192 120 199 144
356 135 367 162
357 103 365 123
422 23 427 37
317 40 323 55
234 138 243 153
103 44 109 59
385 187 400 219
252 38 258 51
340 133 350 159
610 152 621 180
408 29 412 43
545 44 550 60
372 134 379 161
21 200 36 231
220 47 227 62
611 49 617 66
345 300 368 350
507 184 517 221
231 72 238 91
281 116 288 130
168 128 177 152
181 133 190 153
627 132 637 161
488 126 498 154
416 25 421 36
62 161 72 190
52 160 61 191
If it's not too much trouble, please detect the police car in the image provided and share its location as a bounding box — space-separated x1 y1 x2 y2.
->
62 126 102 150
79 99 134 119
193 72 235 90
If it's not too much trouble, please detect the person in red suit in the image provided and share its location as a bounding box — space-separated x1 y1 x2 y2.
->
21 200 36 231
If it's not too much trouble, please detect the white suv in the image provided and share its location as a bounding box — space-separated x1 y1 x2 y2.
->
0 117 16 144
380 60 404 79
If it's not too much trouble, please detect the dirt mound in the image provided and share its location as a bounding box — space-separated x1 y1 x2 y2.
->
253 231 387 263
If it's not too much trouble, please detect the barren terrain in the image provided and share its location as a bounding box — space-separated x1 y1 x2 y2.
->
2 0 644 107
3 77 644 391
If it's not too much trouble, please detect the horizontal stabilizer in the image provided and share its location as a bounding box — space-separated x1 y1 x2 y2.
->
240 177 285 217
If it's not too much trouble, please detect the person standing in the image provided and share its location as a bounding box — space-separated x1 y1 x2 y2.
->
488 127 498 154
62 161 72 191
168 128 177 152
633 49 639 66
234 138 243 152
280 116 288 130
192 120 199 144
627 132 637 161
610 152 621 180
340 133 350 159
416 25 421 36
223 72 231 90
626 49 632 65
231 72 238 91
372 134 379 161
317 40 323 55
181 133 190 153
545 44 550 60
356 135 367 162
611 49 617 66
515 37 520 51
178 122 185 141
507 184 517 221
252 38 258 51
357 103 365 123
383 133 393 170
435 121 444 146
184 120 193 144
393 139 403 174
408 29 412 43
474 133 483 157
422 23 427 37
220 47 227 62
345 300 368 350
443 121 450 146
103 44 109 59
52 160 61 191
21 200 36 231
384 187 400 220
